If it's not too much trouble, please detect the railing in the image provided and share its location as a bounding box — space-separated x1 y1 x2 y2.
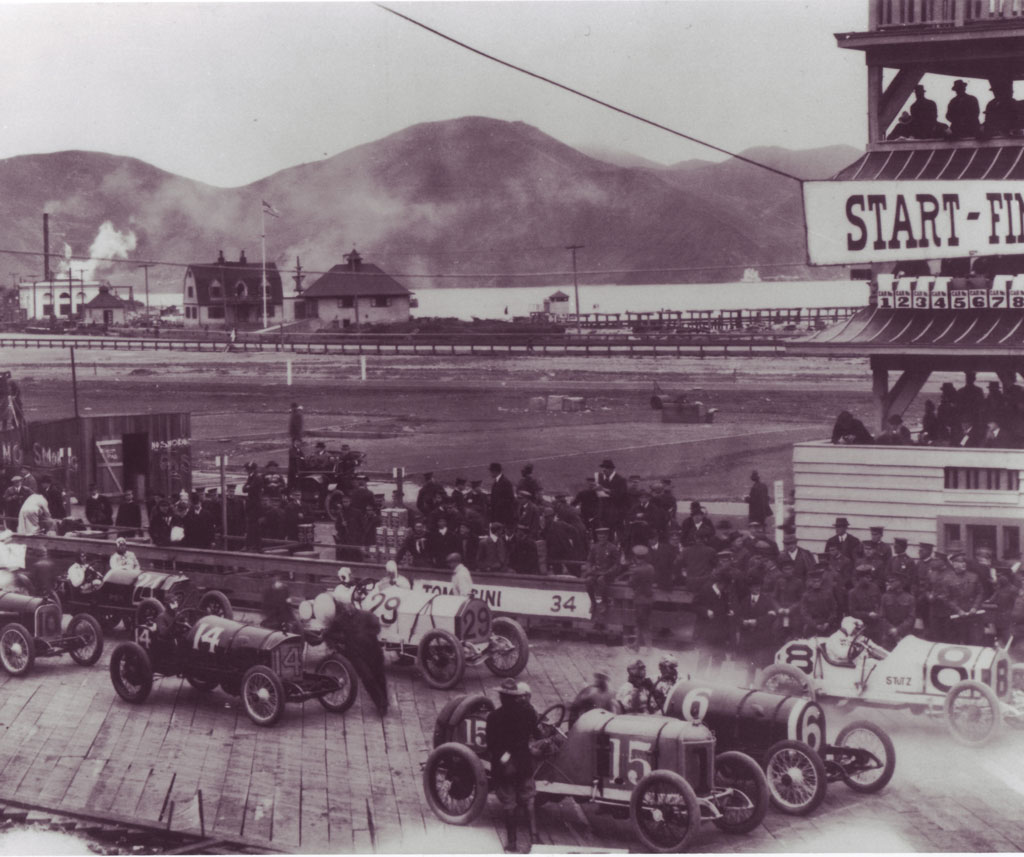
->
873 0 1024 29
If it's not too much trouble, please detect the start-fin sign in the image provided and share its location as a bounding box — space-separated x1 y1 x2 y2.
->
803 180 1024 265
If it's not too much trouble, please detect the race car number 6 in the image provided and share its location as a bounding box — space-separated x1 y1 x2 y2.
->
679 687 711 724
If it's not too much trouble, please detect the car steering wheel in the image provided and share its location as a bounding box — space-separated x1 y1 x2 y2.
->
847 628 868 659
538 703 567 738
350 579 373 607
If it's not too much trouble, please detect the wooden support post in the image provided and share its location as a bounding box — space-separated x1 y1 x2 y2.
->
872 362 889 430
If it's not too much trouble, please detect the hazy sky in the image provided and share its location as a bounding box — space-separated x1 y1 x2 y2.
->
0 1 869 188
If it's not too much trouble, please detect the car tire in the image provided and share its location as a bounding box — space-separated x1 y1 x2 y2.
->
198 590 233 620
763 739 827 815
712 750 770 834
443 694 495 754
186 675 219 692
484 617 529 677
422 742 489 825
0 623 35 676
833 720 896 793
324 490 346 520
417 629 465 690
432 695 468 749
317 656 359 714
109 642 153 704
944 679 1002 747
629 769 700 853
241 665 287 727
67 613 104 666
135 597 165 630
759 663 814 698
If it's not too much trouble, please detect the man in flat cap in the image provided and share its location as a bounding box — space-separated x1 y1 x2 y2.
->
584 527 619 630
568 671 615 727
693 565 734 674
625 544 656 651
943 546 984 644
797 567 838 637
878 573 916 648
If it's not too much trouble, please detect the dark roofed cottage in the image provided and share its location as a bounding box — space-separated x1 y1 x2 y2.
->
183 250 284 329
301 249 412 328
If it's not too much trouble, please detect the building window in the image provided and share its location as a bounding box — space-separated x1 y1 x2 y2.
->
371 296 391 308
337 297 354 309
267 305 275 317
235 282 248 298
210 283 223 299
208 306 224 319
943 467 1020 491
187 285 195 298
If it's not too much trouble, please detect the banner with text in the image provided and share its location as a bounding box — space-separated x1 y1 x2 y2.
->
412 578 591 620
803 180 1024 265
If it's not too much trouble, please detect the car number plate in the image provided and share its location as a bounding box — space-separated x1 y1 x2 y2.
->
276 645 303 680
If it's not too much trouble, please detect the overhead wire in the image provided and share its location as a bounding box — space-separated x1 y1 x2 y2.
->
376 4 805 185
0 245 834 281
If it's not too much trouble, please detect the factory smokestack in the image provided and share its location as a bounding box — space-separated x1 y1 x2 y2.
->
43 213 51 282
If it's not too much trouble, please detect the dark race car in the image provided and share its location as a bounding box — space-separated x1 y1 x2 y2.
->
425 692 769 852
55 566 232 633
0 590 103 676
663 680 896 816
108 600 357 727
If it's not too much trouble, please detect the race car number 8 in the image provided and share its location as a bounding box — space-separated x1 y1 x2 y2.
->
930 645 971 692
784 643 814 674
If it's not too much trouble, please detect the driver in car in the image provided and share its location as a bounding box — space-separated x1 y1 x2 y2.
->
107 538 141 580
67 550 102 593
825 616 889 664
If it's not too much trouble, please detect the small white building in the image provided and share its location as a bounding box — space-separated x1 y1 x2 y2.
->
18 277 134 320
543 290 572 317
82 286 128 325
301 250 411 328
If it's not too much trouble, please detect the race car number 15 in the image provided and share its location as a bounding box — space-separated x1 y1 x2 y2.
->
608 738 652 784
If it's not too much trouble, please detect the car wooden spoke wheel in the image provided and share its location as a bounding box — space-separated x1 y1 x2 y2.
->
417 629 465 690
712 751 770 834
484 617 529 677
198 590 233 620
833 720 896 792
422 742 489 825
67 613 104 666
134 597 165 629
945 680 1002 747
241 665 286 726
0 623 35 676
317 656 359 713
109 642 153 704
758 664 813 697
763 740 827 815
629 769 700 853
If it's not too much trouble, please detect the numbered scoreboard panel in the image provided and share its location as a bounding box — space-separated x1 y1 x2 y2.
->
875 274 1024 310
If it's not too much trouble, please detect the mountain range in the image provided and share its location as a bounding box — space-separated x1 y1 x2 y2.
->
0 117 861 296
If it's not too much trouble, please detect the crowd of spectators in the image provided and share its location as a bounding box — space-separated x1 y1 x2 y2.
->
832 372 1024 448
887 78 1024 141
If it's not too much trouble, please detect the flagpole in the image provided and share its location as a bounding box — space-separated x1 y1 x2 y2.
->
261 205 268 329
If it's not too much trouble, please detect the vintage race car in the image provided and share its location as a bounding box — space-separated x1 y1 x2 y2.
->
55 567 233 632
0 591 103 676
762 631 1020 747
298 579 529 689
425 692 769 852
663 680 895 815
108 599 357 726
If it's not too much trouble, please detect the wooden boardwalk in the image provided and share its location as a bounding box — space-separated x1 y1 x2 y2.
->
0 624 1021 853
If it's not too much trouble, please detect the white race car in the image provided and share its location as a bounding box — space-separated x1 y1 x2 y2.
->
298 576 529 690
760 629 1019 747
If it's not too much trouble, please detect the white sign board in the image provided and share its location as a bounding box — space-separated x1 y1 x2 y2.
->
412 578 591 619
803 180 1024 265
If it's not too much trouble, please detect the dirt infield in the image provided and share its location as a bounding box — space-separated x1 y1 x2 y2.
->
7 346 880 502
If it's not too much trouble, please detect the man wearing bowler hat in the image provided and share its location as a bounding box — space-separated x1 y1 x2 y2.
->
947 78 981 138
486 679 542 852
595 458 628 534
825 517 862 561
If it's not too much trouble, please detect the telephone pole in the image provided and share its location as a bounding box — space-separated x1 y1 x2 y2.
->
566 244 584 334
136 263 155 322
